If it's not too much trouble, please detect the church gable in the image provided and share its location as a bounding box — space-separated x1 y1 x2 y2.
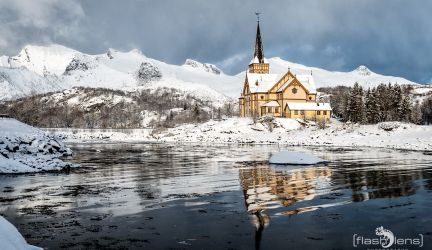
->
268 71 294 93
281 79 308 100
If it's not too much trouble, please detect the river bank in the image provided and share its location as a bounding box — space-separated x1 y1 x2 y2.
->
44 118 432 151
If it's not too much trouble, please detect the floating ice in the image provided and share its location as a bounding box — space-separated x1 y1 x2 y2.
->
269 151 327 165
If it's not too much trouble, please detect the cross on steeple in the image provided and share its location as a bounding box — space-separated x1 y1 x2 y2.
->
255 12 261 22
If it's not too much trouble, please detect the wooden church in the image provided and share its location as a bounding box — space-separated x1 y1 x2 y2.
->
239 19 332 121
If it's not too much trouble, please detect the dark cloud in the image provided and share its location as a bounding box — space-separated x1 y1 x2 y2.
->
1 0 431 83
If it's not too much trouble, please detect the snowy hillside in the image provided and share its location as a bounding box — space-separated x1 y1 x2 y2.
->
262 57 418 89
0 67 65 100
0 44 421 102
0 45 235 103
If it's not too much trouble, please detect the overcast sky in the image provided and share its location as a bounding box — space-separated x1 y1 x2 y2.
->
0 0 431 83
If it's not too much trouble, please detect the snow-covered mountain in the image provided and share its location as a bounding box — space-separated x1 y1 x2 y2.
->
262 57 418 89
0 44 236 104
0 44 420 102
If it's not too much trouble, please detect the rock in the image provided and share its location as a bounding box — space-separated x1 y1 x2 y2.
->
136 62 162 85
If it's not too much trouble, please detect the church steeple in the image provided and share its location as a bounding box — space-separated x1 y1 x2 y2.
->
248 13 269 74
254 19 265 63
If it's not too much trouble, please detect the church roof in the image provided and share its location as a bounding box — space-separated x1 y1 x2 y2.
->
247 72 317 94
246 72 281 93
250 56 260 64
262 101 280 107
296 75 317 94
249 56 269 64
277 78 295 92
286 102 331 111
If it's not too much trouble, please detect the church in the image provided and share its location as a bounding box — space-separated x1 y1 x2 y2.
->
239 19 332 122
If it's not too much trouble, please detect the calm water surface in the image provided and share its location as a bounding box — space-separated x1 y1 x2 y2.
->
0 143 431 249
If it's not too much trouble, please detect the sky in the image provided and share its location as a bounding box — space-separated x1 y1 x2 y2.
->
0 0 431 83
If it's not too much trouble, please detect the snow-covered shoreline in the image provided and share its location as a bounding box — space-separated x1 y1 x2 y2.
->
0 216 42 250
43 118 432 152
0 118 78 174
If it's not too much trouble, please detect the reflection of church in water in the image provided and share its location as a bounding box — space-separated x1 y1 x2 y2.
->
239 165 332 250
239 165 332 213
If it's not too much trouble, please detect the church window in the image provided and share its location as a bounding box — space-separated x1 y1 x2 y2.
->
309 96 312 100
317 111 321 115
292 88 298 94
260 95 264 99
275 107 279 113
323 111 327 115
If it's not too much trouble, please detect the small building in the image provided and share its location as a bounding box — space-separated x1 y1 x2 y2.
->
239 18 331 121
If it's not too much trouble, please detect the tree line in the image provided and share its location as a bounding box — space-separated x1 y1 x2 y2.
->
0 87 237 129
320 83 432 124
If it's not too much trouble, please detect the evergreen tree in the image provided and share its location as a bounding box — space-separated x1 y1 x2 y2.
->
390 84 402 120
411 101 422 124
421 96 432 124
347 83 366 123
398 95 412 122
217 107 222 120
365 88 380 124
193 104 200 122
375 84 387 122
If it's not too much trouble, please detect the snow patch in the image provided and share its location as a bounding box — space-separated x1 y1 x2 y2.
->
0 216 42 250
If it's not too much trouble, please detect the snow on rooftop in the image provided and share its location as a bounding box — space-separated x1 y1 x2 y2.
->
277 78 295 92
286 102 332 111
246 71 317 94
250 56 260 64
262 100 280 107
247 72 280 93
296 74 317 94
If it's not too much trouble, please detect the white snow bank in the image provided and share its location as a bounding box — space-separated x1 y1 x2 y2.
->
44 117 432 151
0 118 77 173
269 151 327 165
0 216 42 250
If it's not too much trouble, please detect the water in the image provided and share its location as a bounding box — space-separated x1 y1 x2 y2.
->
0 143 431 249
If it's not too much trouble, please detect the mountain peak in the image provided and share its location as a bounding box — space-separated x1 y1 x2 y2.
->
183 59 221 75
353 65 373 76
9 44 79 76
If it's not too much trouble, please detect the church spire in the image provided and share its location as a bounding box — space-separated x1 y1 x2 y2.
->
248 13 269 74
254 13 265 63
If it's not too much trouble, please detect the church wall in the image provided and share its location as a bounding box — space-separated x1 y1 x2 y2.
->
286 109 331 121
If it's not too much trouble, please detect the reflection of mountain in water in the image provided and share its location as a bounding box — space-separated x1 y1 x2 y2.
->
239 166 332 213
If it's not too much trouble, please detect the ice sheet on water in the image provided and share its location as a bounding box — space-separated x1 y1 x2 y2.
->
269 151 327 165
